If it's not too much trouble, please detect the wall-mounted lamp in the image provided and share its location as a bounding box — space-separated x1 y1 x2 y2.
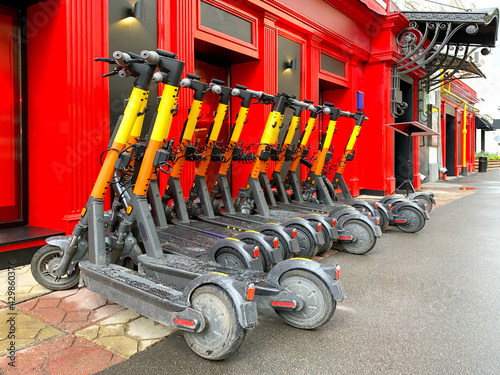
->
284 58 297 71
128 0 146 21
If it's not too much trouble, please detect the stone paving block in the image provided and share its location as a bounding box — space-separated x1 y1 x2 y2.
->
75 309 176 359
0 266 51 304
17 287 126 333
0 308 65 355
0 334 125 375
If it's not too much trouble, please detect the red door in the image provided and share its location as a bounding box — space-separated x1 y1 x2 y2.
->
0 6 24 227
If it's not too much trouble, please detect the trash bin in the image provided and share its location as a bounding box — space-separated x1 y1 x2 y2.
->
478 157 488 172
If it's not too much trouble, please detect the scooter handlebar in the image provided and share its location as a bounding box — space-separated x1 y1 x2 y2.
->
289 99 316 112
140 49 178 65
231 87 265 99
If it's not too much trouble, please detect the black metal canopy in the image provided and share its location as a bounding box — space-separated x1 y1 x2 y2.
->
391 7 499 118
475 116 495 131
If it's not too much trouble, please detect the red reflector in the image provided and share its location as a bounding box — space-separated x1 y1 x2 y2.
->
424 203 428 210
253 246 259 258
377 217 380 225
273 237 279 248
317 223 322 232
375 202 379 209
338 236 353 240
362 209 366 212
389 204 392 210
335 266 341 280
332 219 337 227
271 301 296 308
394 219 406 223
246 283 255 301
292 228 297 238
174 318 195 327
368 213 372 217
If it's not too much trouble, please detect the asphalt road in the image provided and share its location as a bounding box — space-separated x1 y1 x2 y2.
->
99 170 500 375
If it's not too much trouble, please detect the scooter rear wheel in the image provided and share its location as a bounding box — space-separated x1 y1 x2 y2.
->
31 245 80 290
184 285 246 360
240 237 271 272
337 220 376 254
310 220 331 256
286 224 316 259
376 208 389 232
394 206 425 233
275 269 335 329
214 247 248 269
415 195 434 213
260 230 290 260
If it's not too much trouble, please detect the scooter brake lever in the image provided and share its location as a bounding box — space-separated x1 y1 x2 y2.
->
103 70 119 78
95 57 116 64
124 58 145 64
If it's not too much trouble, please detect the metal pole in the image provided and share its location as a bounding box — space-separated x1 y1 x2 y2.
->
462 103 468 175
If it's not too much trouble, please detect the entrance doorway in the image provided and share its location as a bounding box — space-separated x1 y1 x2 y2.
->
445 114 457 176
394 80 414 187
0 5 26 228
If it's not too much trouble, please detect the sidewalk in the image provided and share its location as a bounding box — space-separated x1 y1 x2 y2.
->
0 173 480 374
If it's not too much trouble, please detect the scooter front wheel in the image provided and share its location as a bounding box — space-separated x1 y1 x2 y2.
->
31 245 80 290
275 269 335 329
337 220 376 254
394 206 425 233
184 285 246 360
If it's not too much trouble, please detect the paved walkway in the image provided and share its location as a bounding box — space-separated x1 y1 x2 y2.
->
0 173 482 374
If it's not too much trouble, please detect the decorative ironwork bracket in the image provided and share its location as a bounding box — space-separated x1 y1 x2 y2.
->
391 8 499 118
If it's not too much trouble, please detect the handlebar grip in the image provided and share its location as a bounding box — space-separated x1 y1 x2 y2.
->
211 78 225 85
113 51 131 66
304 99 314 104
140 50 160 64
339 110 355 118
156 49 178 59
323 102 334 107
235 84 247 90
211 85 222 95
187 73 201 80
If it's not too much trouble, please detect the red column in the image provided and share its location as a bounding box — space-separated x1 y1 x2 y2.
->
362 60 395 194
28 0 109 233
301 34 321 181
440 100 447 180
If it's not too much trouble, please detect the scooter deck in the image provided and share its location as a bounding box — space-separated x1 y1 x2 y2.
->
157 229 220 258
79 261 190 328
138 253 268 285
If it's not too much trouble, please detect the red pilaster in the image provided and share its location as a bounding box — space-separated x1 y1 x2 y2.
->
158 0 197 194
